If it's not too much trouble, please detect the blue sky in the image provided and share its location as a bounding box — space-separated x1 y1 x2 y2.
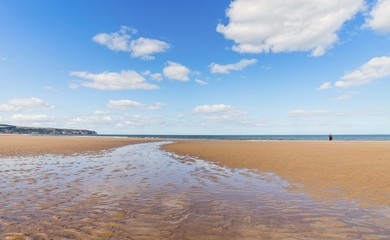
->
1 0 390 134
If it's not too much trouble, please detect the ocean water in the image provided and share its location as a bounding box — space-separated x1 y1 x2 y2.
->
100 134 390 141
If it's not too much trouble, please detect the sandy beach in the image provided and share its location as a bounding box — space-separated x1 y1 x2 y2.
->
0 134 157 157
163 140 390 205
1 135 390 238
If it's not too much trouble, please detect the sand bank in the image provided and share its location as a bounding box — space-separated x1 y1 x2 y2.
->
0 134 157 157
163 140 390 205
3 142 388 238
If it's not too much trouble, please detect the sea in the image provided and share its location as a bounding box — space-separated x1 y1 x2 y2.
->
99 134 390 141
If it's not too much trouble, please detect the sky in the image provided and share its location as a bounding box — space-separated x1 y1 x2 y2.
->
1 0 390 135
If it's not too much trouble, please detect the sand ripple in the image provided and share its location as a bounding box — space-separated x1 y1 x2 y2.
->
0 142 389 239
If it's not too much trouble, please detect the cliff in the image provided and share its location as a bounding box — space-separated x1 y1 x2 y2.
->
0 124 97 135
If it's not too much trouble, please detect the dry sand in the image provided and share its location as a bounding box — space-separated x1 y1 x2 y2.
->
163 140 390 205
0 134 157 157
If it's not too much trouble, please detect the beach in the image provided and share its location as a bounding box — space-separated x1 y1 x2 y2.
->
1 135 390 239
163 140 390 205
0 134 157 157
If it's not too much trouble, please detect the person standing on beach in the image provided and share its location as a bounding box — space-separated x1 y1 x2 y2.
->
329 133 333 141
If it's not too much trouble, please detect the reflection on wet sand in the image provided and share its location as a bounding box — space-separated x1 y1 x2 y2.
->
0 142 389 239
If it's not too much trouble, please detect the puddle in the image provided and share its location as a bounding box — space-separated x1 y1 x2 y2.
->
0 141 389 239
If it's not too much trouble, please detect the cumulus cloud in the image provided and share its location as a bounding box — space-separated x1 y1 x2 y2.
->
336 94 352 101
150 73 163 81
107 99 165 111
193 104 246 118
10 114 53 122
195 79 208 85
94 110 109 115
70 70 159 90
217 0 364 56
192 104 263 127
0 104 17 112
288 109 331 117
93 26 170 60
107 100 144 110
193 104 236 114
0 98 53 112
163 61 190 81
210 58 257 74
365 0 390 34
9 98 53 108
68 115 115 125
318 82 332 90
130 38 170 60
123 115 164 126
142 71 163 81
93 26 134 51
148 102 165 110
335 56 390 87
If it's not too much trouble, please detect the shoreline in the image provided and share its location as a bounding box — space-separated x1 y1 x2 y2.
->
162 140 390 205
2 135 390 205
0 134 159 157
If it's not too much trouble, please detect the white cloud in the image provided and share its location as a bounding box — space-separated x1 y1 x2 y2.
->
193 104 235 114
94 110 109 115
143 71 163 81
10 114 53 122
0 104 17 112
124 115 164 126
68 115 115 125
142 70 151 76
148 102 165 110
0 98 53 112
70 70 159 90
130 37 170 60
107 99 164 111
192 104 263 128
336 111 384 117
150 73 163 81
365 0 390 34
93 26 134 52
9 98 53 108
163 61 190 81
107 100 144 110
335 56 390 87
92 26 170 60
318 82 332 90
210 58 257 74
193 104 246 117
288 109 331 117
336 94 352 101
195 79 208 85
217 0 364 56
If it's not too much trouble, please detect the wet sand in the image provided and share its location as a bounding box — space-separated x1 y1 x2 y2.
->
0 134 157 157
1 142 389 239
163 140 390 205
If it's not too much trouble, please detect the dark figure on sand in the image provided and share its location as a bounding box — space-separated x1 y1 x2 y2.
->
329 133 333 141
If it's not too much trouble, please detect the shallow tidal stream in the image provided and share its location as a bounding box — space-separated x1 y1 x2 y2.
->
0 142 389 239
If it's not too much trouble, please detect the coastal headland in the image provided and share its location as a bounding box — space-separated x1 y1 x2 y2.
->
163 140 390 205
